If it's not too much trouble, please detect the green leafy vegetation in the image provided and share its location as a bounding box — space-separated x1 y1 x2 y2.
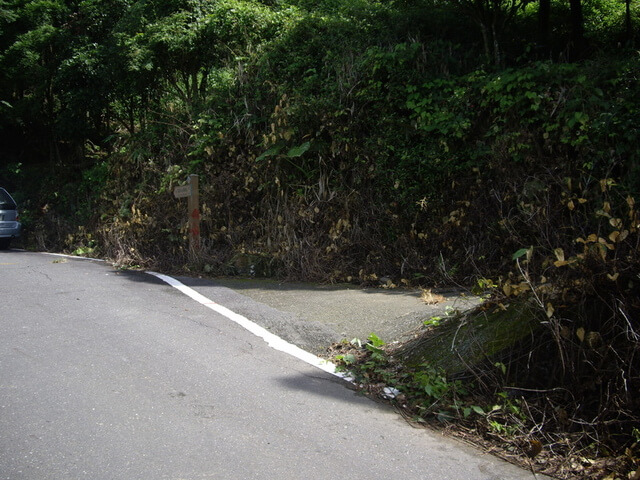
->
1 0 639 477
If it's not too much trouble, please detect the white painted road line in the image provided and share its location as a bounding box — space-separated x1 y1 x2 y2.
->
146 271 353 382
29 250 353 381
39 251 105 261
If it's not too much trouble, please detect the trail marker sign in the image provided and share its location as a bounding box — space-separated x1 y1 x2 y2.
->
173 185 191 198
174 174 200 251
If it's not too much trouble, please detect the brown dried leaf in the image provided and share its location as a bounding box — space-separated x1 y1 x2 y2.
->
525 439 543 458
627 195 636 209
585 331 602 349
421 289 446 305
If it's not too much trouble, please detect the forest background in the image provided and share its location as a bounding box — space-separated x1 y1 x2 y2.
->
1 0 639 477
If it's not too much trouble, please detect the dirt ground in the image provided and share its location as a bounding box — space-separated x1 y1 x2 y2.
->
208 277 481 351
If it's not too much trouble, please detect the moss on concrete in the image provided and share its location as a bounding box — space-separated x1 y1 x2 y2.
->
392 300 542 375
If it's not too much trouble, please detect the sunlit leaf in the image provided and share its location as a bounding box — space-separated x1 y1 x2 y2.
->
546 302 554 318
600 179 616 192
626 196 635 208
367 333 385 347
609 218 623 228
598 244 608 260
598 237 615 250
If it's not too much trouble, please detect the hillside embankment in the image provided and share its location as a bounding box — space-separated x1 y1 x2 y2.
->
1 0 639 477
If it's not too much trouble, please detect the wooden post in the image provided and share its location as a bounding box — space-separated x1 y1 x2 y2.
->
187 174 200 251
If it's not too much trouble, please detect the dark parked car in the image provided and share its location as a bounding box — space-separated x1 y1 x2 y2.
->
0 187 21 249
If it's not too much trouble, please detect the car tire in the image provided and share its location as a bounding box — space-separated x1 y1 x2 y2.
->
0 238 11 250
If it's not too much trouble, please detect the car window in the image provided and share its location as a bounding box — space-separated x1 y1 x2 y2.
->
0 188 17 210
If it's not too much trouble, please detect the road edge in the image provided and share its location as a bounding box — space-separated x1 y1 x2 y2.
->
146 271 355 383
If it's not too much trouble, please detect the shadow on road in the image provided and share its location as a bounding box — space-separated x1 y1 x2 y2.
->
275 373 387 409
199 276 426 298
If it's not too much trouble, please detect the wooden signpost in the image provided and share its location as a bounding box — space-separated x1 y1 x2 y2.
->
174 174 200 251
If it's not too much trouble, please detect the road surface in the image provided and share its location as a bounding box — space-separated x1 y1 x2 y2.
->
0 250 544 479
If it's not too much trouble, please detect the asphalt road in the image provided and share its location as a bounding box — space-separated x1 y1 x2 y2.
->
0 250 544 479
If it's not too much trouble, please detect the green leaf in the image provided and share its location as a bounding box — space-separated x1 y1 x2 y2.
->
471 405 485 415
286 141 310 158
512 248 529 260
367 333 385 347
256 145 281 162
424 316 442 327
341 354 356 364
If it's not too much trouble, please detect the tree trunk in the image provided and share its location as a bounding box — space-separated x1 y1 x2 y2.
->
625 0 633 46
568 0 585 59
538 0 551 57
479 22 492 64
491 21 501 67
